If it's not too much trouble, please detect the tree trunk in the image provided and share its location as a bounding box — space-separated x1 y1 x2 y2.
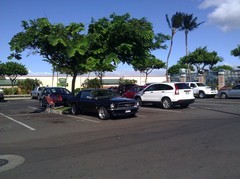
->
71 72 77 93
185 30 191 82
166 31 175 82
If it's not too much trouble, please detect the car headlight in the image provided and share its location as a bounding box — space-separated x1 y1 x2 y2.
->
110 103 115 109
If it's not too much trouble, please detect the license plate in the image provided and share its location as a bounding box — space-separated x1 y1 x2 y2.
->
125 110 131 113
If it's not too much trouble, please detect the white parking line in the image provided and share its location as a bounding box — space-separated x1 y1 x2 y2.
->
140 107 182 113
0 113 36 131
67 115 100 123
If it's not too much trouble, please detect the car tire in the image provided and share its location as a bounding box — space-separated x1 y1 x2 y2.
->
220 93 228 99
162 98 172 109
199 91 206 99
98 106 110 120
40 99 46 107
135 97 142 107
71 104 78 115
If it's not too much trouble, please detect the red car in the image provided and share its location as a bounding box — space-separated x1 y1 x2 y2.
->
122 85 147 99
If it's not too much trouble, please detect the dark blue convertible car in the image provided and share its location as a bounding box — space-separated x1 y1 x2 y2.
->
67 88 139 120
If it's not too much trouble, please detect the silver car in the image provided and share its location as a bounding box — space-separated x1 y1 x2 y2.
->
31 86 45 99
217 85 240 99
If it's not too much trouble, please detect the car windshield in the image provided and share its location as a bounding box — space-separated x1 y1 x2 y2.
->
92 90 115 98
51 88 71 95
196 83 206 87
175 83 191 89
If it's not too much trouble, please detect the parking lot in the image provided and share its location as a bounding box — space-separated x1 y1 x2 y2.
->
1 98 240 178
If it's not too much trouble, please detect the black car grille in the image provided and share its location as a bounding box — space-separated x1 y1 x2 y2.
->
117 101 135 108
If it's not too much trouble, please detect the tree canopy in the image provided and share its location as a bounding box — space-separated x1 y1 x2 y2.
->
212 65 234 71
165 12 184 80
168 62 194 75
8 14 169 92
179 46 223 73
132 54 165 84
8 18 92 92
231 45 240 58
1 61 28 90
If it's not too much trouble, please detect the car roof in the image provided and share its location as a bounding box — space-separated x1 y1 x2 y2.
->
82 88 111 91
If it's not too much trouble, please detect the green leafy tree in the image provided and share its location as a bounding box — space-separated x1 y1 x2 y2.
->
0 61 5 77
212 65 233 71
132 54 165 84
17 78 42 94
8 18 92 93
231 44 240 58
168 62 194 75
82 78 101 88
180 46 223 74
119 77 137 85
165 12 184 81
89 13 168 66
2 62 28 93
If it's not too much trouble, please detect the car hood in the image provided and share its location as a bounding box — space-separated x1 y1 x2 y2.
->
110 97 136 102
97 97 136 103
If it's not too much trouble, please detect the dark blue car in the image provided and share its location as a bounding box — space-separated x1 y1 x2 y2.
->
68 88 139 120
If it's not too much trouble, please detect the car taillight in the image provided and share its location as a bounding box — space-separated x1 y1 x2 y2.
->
174 84 179 95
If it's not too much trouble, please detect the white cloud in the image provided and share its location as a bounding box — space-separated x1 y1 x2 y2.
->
199 0 240 31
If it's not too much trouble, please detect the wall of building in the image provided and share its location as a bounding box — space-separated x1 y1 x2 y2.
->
16 75 167 91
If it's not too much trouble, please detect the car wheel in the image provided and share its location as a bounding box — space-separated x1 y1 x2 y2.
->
98 106 110 120
162 98 172 109
135 97 142 107
180 103 189 108
220 93 228 99
40 99 46 107
199 91 206 99
71 104 78 115
31 94 34 99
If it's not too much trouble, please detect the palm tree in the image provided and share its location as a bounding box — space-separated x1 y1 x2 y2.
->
165 12 184 81
180 13 204 81
231 44 240 58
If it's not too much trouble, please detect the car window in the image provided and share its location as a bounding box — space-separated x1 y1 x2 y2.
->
232 85 240 90
196 83 205 87
163 84 173 90
92 90 115 98
43 89 51 95
137 86 144 92
154 84 164 90
176 83 191 89
129 86 137 92
81 91 91 99
190 83 196 88
145 84 157 91
39 87 44 91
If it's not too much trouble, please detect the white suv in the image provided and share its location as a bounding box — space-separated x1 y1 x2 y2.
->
186 82 218 98
134 82 195 109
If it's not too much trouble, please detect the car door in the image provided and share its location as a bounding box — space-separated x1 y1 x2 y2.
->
228 85 240 98
141 84 165 102
190 83 198 95
79 91 97 112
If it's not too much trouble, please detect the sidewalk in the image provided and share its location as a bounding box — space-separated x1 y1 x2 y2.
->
4 95 31 100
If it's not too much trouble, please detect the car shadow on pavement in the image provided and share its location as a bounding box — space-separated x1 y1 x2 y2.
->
29 106 47 113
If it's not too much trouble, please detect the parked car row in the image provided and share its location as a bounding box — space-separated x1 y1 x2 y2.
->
35 82 240 120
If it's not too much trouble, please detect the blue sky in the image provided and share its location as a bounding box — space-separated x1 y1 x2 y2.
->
1 0 240 76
